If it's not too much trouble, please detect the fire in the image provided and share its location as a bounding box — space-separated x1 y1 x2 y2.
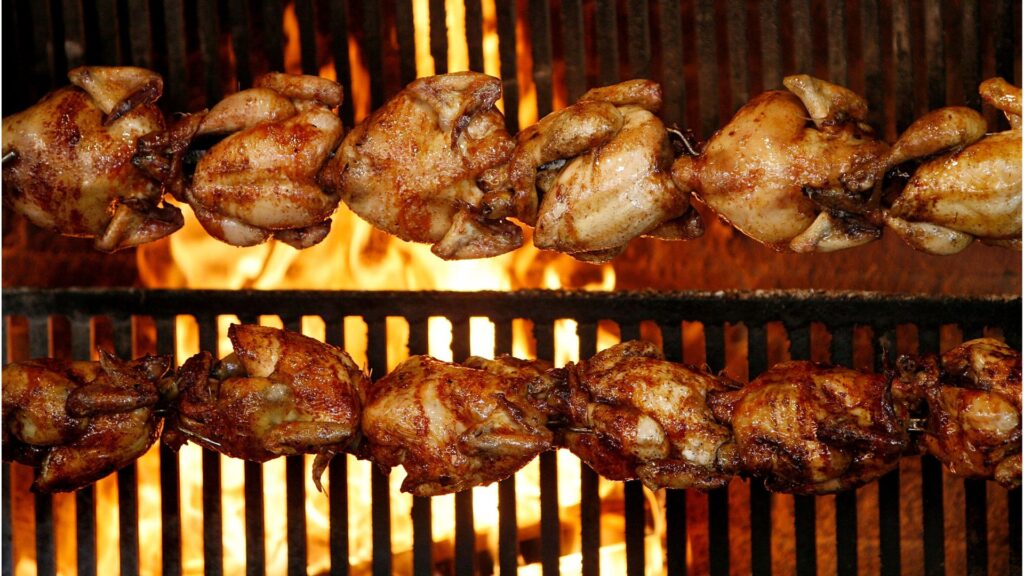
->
126 2 675 575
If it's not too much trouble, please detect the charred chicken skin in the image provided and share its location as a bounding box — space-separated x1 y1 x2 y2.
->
556 341 737 490
708 361 910 494
883 78 1022 254
2 351 170 492
319 72 522 259
896 338 1021 489
144 73 345 249
490 80 702 263
164 324 367 490
2 66 183 251
672 75 889 252
361 355 553 496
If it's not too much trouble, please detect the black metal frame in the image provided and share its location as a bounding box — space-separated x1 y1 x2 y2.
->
2 288 1021 576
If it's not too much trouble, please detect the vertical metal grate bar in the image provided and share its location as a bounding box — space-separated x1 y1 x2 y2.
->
560 0 586 101
198 317 223 576
162 0 187 111
197 0 222 106
923 1 945 108
234 315 265 576
594 0 619 85
620 317 645 576
28 317 56 576
366 317 392 576
62 0 86 71
327 0 354 126
126 0 151 68
73 317 98 576
324 316 349 576
759 0 781 90
963 324 988 576
788 325 816 576
831 326 857 576
659 321 687 576
95 0 121 65
875 326 901 576
625 0 650 80
693 0 718 137
452 316 476 576
747 324 771 576
156 318 181 576
496 0 519 132
407 317 433 576
1009 487 1022 574
725 0 748 111
658 0 685 126
494 317 518 576
826 0 848 85
577 321 600 576
262 0 284 70
428 0 447 73
704 323 728 576
529 0 553 117
112 316 140 576
535 320 560 576
283 318 308 576
465 0 484 73
918 326 945 576
360 0 385 112
295 0 318 75
394 0 417 86
227 0 252 88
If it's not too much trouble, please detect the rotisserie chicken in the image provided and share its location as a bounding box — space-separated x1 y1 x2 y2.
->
883 78 1022 254
556 341 737 490
2 351 171 492
672 74 889 252
146 73 345 249
361 355 553 496
2 66 183 251
319 72 522 259
163 324 367 490
896 338 1021 489
707 360 910 493
490 79 702 263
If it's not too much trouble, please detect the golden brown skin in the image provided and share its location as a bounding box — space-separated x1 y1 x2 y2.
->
555 341 737 490
708 361 910 494
496 80 700 263
2 351 170 492
897 339 1021 489
178 73 346 249
164 324 367 490
884 78 1022 254
672 75 889 252
362 355 553 496
320 72 522 259
2 66 183 251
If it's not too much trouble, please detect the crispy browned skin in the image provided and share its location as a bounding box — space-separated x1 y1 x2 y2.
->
2 351 170 492
2 66 182 251
708 360 909 494
898 339 1021 489
556 341 737 490
361 355 553 496
174 73 345 249
319 72 522 259
672 75 889 253
494 80 700 263
165 324 367 490
884 78 1022 254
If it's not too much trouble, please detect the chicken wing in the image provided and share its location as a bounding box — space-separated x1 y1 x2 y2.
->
319 72 522 259
361 355 553 496
2 66 183 251
491 80 701 262
2 351 170 492
555 341 737 490
672 75 889 252
883 78 1022 254
164 324 367 490
708 361 910 494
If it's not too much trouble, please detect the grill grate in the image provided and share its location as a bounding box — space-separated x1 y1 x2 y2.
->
2 288 1021 575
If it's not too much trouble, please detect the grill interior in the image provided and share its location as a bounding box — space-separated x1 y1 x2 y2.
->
3 289 1022 575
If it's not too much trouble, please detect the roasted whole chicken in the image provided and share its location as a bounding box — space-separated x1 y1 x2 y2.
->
896 338 1021 488
144 73 345 249
361 355 554 496
708 360 910 493
164 324 367 490
2 66 183 251
556 341 737 489
490 80 702 263
672 75 889 252
883 78 1022 254
2 351 170 492
319 72 522 259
